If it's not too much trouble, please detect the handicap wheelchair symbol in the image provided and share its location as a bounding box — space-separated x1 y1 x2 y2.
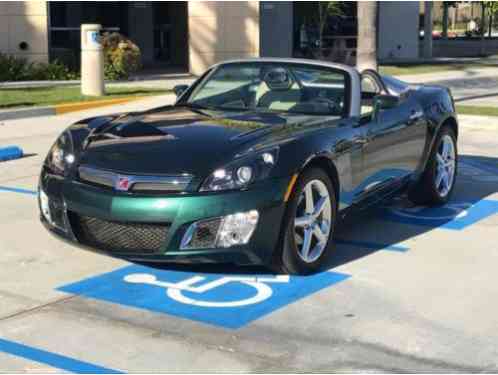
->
383 200 498 230
389 203 471 221
57 265 350 329
123 273 290 308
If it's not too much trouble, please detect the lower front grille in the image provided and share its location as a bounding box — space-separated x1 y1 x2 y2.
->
69 212 170 254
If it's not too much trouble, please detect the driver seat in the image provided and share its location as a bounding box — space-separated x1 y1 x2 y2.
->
255 82 302 111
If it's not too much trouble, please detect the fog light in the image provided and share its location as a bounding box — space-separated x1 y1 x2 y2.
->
180 217 222 250
180 210 259 250
217 210 259 248
39 189 52 224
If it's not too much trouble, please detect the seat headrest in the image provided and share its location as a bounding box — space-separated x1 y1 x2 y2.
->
262 67 293 91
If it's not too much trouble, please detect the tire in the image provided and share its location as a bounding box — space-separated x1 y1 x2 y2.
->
272 167 337 275
409 126 458 206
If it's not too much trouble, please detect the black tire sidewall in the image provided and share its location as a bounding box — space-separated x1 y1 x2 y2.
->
280 168 337 275
425 126 458 205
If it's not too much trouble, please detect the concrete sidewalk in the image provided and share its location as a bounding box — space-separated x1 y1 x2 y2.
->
392 67 498 106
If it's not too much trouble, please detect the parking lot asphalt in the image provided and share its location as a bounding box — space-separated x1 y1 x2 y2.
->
1 97 497 372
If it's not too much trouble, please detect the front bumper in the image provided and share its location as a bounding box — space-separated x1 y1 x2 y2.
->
39 171 290 266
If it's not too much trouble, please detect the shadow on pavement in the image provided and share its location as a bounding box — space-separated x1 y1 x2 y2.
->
136 154 498 276
324 154 498 270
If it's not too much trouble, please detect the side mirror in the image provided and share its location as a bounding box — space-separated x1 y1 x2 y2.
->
173 84 189 97
372 95 400 121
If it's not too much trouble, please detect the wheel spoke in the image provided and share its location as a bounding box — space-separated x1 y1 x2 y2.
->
435 169 445 189
295 232 303 245
305 184 314 214
442 171 450 190
436 153 445 166
442 141 450 159
321 220 330 237
313 222 328 244
295 216 310 228
300 228 313 260
312 196 328 218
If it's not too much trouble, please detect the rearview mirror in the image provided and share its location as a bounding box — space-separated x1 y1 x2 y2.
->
173 84 189 97
372 95 400 121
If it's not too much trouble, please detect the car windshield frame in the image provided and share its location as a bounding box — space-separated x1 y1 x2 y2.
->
182 61 352 118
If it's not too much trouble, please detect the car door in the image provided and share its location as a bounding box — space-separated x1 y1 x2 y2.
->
354 70 426 202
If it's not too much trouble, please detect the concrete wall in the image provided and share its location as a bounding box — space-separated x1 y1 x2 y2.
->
378 1 419 60
188 1 259 75
0 1 49 63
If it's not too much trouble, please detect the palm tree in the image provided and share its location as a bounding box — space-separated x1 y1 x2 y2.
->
356 1 378 71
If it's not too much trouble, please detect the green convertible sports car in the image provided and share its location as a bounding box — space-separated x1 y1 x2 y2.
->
39 58 458 274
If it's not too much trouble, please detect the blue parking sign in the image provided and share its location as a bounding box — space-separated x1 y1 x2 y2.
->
58 265 350 329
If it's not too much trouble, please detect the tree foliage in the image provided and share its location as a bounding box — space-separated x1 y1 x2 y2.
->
316 2 344 57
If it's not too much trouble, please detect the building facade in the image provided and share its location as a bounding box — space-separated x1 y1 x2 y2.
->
1 1 495 77
0 1 49 63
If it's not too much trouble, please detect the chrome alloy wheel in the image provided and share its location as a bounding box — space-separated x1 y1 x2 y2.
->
435 134 456 197
294 179 332 263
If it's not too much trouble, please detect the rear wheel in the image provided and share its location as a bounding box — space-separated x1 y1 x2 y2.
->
409 126 457 206
273 168 337 275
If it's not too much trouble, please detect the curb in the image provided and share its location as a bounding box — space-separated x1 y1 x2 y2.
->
0 146 24 162
53 96 146 115
0 96 148 121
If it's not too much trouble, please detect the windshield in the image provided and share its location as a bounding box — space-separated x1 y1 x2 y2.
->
186 62 349 117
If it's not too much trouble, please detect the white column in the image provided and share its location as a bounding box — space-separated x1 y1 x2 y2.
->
81 24 105 96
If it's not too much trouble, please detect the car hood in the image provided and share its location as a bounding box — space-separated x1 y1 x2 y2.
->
71 106 337 177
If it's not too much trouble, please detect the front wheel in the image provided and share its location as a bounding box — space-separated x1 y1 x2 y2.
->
273 168 337 275
409 126 458 206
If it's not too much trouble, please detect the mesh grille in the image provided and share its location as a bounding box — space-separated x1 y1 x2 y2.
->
49 200 66 229
188 218 221 249
70 213 170 254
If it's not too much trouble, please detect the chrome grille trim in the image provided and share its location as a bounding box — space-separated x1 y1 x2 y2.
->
79 166 115 188
78 165 192 192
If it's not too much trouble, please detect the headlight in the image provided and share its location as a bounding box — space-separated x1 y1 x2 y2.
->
200 147 279 192
46 132 75 175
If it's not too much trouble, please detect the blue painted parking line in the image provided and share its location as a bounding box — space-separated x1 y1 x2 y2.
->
58 265 350 329
336 239 409 252
0 186 37 196
460 158 498 176
382 199 498 230
0 338 122 374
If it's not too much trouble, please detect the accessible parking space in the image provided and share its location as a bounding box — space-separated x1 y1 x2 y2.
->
1 107 498 372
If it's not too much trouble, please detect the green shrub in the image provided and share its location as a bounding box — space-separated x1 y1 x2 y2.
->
29 60 79 81
0 54 29 81
101 32 142 80
0 53 79 82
